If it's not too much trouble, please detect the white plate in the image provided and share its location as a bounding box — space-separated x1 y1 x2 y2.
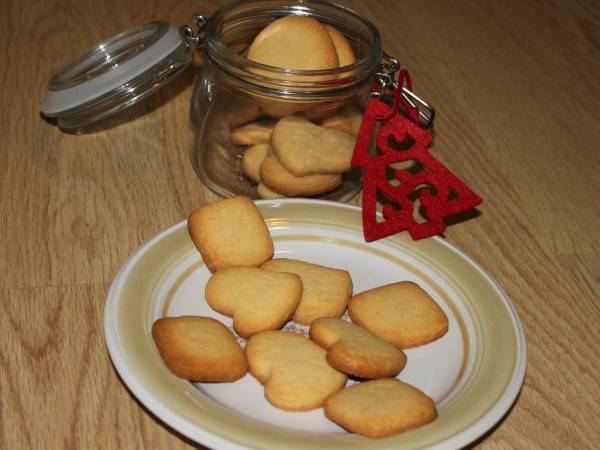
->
104 199 526 449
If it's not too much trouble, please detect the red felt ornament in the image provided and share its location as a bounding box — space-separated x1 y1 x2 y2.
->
352 70 482 241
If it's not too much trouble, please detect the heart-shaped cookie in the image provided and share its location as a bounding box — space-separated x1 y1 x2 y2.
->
271 116 356 176
259 155 342 197
205 267 302 338
242 143 270 183
247 16 339 75
261 258 352 324
257 182 284 199
231 121 275 146
321 102 363 137
309 317 406 379
245 330 347 411
324 24 356 68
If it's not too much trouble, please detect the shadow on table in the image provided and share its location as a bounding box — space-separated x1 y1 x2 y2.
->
443 207 481 228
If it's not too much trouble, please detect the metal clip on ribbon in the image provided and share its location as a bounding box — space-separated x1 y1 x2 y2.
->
373 53 436 129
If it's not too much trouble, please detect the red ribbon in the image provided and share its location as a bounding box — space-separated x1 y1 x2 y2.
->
376 69 421 124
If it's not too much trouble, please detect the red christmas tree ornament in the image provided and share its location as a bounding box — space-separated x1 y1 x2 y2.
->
352 70 482 242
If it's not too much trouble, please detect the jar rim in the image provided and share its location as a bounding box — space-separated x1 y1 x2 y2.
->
203 0 383 90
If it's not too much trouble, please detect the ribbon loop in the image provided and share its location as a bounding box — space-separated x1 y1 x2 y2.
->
376 69 421 125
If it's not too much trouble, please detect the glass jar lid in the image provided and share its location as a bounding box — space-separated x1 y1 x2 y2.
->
41 21 192 129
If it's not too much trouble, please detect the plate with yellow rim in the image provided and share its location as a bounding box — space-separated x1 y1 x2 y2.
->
104 199 526 450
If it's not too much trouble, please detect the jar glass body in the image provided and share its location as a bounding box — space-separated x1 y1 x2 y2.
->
190 0 383 200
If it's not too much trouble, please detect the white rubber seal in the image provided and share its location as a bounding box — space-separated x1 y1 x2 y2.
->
41 26 183 115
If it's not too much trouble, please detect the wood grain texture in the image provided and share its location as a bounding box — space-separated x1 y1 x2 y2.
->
1 0 599 448
0 285 201 450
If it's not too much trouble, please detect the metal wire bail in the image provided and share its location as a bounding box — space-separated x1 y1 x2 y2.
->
374 52 436 129
179 14 208 49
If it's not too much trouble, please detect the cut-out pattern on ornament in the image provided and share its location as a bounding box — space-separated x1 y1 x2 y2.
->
352 98 482 242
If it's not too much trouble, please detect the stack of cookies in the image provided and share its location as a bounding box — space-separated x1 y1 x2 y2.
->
152 196 449 438
225 16 364 199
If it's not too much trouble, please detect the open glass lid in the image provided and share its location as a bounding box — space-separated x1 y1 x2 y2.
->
41 21 192 129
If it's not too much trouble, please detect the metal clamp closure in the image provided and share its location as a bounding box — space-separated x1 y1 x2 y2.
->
374 52 436 129
179 15 208 49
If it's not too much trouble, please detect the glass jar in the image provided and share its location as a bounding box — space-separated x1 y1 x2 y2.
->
41 0 433 201
188 0 384 201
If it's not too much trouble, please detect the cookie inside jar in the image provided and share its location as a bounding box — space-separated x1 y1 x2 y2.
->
190 0 383 201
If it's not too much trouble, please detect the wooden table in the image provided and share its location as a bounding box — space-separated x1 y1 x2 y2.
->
2 0 598 448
